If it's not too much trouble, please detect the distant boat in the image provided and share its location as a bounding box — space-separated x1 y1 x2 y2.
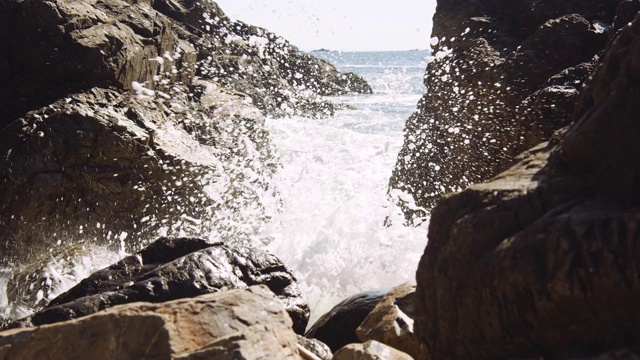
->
312 48 331 52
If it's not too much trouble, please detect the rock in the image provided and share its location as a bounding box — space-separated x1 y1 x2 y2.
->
5 237 309 335
0 0 196 129
306 289 388 352
332 340 414 360
0 86 276 265
297 335 333 360
390 0 626 217
4 243 122 319
0 0 369 128
0 0 371 267
337 72 374 94
0 285 301 359
356 282 422 359
415 13 640 359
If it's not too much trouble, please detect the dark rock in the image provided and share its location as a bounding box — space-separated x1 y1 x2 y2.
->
5 237 309 335
0 87 276 265
390 0 626 217
305 289 388 352
415 13 640 359
0 0 369 129
338 72 374 94
0 0 371 266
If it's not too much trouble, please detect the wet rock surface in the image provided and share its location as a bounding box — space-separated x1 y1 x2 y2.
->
0 87 275 264
0 286 302 360
305 289 388 352
4 237 310 335
390 0 629 215
415 12 640 360
0 0 371 266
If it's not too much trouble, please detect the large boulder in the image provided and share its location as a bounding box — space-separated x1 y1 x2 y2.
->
0 0 369 128
0 0 371 266
415 13 640 359
0 286 302 359
5 237 310 335
0 87 276 265
390 0 628 216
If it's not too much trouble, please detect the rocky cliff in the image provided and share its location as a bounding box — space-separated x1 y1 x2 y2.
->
390 0 637 217
0 0 371 266
415 7 640 360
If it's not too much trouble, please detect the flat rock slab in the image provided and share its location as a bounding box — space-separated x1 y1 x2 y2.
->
0 286 301 359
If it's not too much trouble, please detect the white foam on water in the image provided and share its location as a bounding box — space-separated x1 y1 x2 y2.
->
263 51 430 324
264 109 429 324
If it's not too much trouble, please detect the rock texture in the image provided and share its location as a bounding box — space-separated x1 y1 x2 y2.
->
0 0 369 127
297 336 332 360
333 340 414 360
305 289 388 352
390 0 631 216
4 237 309 335
415 12 640 359
0 0 370 266
0 285 302 359
0 87 277 264
356 282 422 359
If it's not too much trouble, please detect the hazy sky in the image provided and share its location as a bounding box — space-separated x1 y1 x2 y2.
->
215 0 437 51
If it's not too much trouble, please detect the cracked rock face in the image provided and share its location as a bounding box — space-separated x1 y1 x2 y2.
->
4 237 310 335
415 12 640 359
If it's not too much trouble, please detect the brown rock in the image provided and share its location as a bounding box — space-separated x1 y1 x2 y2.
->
0 285 301 359
333 340 414 360
415 12 640 360
298 335 333 360
356 282 422 359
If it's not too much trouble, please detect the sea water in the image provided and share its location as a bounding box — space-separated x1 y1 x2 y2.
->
0 50 430 324
266 50 430 323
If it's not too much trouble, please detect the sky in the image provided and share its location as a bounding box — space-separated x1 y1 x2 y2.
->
214 0 437 52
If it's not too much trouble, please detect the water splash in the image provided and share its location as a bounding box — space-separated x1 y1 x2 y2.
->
266 51 430 323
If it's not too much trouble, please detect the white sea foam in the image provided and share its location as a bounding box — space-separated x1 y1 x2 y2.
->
265 51 430 324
